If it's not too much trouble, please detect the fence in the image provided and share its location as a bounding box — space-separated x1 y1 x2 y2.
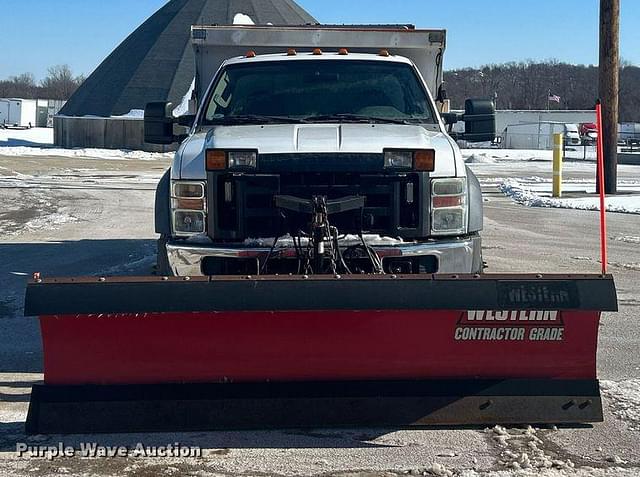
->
53 116 175 153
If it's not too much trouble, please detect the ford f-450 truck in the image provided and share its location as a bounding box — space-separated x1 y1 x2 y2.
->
145 25 496 277
25 25 618 435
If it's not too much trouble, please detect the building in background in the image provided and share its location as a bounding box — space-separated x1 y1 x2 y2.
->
0 99 65 128
55 0 317 151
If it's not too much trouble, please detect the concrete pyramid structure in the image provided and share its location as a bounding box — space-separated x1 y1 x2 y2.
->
60 0 317 117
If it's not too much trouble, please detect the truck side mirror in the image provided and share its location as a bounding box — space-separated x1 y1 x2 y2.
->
144 102 175 145
441 112 461 126
176 114 196 128
462 99 496 143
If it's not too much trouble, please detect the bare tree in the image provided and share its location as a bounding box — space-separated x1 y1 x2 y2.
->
444 60 640 122
40 64 84 100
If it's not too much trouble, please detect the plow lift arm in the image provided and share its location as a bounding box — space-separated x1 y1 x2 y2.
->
269 194 383 276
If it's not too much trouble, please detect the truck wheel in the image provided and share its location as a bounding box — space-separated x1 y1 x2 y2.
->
156 235 173 276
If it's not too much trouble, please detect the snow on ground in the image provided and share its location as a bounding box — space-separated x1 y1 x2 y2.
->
0 127 172 160
0 146 173 161
0 169 163 191
499 179 640 215
464 149 555 164
601 380 640 432
462 147 636 164
0 127 53 146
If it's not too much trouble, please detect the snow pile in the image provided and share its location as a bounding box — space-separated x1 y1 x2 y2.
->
233 13 255 25
464 152 497 164
499 179 640 215
173 78 195 118
111 109 145 119
462 148 554 162
0 146 173 161
601 379 640 432
1 127 172 160
485 425 567 471
614 235 640 244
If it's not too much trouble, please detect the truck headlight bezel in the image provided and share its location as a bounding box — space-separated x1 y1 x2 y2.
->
171 180 207 237
431 177 467 236
206 149 258 171
383 149 435 171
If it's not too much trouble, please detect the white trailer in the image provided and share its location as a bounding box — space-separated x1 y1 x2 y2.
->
0 98 37 128
501 121 579 150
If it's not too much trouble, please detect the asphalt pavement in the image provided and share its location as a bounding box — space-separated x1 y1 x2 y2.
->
0 152 638 477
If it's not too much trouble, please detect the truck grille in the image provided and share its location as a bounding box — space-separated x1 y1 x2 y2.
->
208 155 428 240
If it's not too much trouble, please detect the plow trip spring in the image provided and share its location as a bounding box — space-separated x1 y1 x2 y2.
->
24 273 616 434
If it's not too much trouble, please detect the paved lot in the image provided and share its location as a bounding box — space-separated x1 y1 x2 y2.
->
0 151 639 476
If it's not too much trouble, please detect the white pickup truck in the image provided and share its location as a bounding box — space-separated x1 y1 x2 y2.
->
145 25 495 277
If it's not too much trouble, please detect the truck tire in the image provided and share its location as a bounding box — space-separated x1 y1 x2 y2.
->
156 235 173 276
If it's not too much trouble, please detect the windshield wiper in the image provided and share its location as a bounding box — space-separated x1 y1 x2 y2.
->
302 114 411 125
208 114 306 125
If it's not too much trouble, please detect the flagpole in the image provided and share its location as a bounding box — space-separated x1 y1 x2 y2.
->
547 89 551 111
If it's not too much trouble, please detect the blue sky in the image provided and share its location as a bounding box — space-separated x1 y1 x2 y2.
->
1 0 639 80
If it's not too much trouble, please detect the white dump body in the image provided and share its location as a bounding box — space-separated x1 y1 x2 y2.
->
191 25 446 109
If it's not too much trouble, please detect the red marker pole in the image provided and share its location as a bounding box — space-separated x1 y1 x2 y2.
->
595 100 608 275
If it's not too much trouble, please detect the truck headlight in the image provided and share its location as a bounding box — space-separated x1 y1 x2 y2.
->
173 211 205 234
206 149 258 170
171 180 206 236
431 178 467 235
384 149 435 171
384 150 413 169
228 151 257 169
173 182 204 198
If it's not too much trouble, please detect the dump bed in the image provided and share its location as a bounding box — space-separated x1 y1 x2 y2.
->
191 25 446 107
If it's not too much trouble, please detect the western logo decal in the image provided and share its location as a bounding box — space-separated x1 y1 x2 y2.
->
454 310 565 342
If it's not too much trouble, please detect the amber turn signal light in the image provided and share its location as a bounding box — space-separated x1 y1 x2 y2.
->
414 150 435 171
206 150 226 170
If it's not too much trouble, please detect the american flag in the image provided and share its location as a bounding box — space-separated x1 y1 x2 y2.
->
548 94 561 103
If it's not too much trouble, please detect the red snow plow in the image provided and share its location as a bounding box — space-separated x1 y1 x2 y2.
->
24 273 616 434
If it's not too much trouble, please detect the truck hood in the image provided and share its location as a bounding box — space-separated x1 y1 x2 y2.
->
176 124 463 179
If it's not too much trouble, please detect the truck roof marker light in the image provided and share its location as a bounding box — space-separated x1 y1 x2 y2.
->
312 48 323 55
287 48 297 56
245 50 256 58
206 150 226 170
414 150 435 171
379 49 391 57
338 48 349 55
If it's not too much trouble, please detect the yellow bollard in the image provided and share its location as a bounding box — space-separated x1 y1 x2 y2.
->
552 133 563 198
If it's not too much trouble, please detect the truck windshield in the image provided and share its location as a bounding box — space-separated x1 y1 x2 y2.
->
203 60 436 125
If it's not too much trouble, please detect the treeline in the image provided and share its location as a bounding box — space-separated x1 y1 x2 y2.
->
0 65 84 101
444 60 640 122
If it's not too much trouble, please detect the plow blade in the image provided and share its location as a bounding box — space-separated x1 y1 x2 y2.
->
24 274 616 434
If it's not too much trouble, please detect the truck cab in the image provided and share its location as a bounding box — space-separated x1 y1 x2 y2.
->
145 26 495 276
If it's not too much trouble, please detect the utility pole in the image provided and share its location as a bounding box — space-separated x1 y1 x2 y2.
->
599 0 619 194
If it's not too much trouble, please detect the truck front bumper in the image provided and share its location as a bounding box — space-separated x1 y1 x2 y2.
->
166 235 482 277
